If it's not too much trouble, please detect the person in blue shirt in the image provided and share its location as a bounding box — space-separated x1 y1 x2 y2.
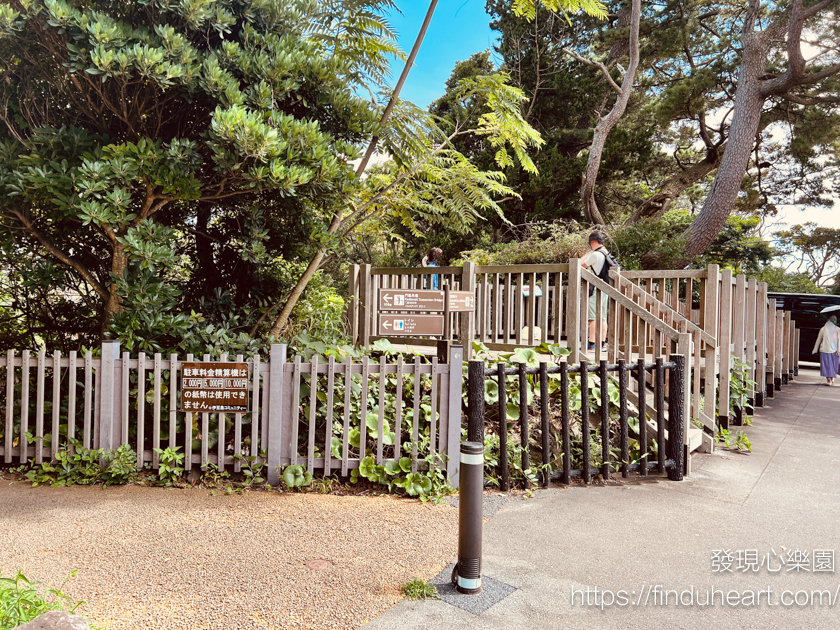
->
422 247 443 290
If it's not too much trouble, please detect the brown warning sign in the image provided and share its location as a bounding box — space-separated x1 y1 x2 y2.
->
378 314 445 336
180 362 250 412
378 289 476 312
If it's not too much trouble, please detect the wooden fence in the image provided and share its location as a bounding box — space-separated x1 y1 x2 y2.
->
0 342 464 487
351 260 801 460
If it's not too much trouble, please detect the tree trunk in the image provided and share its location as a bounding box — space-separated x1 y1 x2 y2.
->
578 0 641 225
101 242 127 336
267 1 440 339
627 144 725 223
681 32 768 260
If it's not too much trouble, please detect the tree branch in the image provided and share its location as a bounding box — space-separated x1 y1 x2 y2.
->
9 209 109 300
561 48 623 94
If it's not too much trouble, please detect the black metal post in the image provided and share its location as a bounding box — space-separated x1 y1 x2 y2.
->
518 362 530 479
656 357 665 474
580 360 590 483
668 355 686 481
467 361 485 444
540 362 550 487
497 362 509 492
599 360 610 480
455 441 483 594
618 360 629 478
637 358 647 477
560 361 571 485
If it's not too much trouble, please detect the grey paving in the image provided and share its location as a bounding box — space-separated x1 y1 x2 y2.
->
428 562 517 615
365 368 840 629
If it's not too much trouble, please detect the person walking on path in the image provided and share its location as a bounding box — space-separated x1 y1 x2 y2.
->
813 315 840 385
581 232 610 350
422 247 443 290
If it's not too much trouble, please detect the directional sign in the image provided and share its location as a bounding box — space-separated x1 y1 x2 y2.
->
378 289 476 312
448 291 476 312
378 314 445 336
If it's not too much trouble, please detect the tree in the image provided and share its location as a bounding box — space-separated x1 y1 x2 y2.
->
562 0 640 224
773 223 840 288
0 0 405 346
265 0 610 337
681 0 840 260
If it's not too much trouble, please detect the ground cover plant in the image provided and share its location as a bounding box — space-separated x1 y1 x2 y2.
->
471 341 658 488
0 571 100 630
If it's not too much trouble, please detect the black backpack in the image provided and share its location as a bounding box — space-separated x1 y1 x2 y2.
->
589 248 618 296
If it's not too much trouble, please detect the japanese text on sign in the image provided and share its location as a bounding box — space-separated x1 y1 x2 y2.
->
180 362 250 412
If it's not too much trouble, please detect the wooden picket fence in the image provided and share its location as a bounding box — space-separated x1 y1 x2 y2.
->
0 343 463 487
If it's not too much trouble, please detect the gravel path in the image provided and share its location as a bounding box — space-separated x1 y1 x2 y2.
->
0 481 458 630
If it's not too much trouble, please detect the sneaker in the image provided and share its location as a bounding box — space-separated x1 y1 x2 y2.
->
587 342 595 350
601 342 608 351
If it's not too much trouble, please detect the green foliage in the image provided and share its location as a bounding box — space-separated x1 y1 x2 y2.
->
19 441 137 488
729 356 756 414
281 464 313 490
353 452 452 502
235 454 266 489
153 446 184 486
458 222 590 266
716 427 752 452
753 267 825 294
610 211 772 272
512 0 608 21
0 571 98 630
400 577 439 601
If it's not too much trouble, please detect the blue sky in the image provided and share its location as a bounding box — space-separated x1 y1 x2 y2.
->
386 1 497 109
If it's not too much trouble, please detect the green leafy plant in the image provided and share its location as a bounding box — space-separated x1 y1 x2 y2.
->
400 578 439 600
238 454 266 489
19 441 137 488
153 446 185 486
281 464 313 490
0 571 98 629
716 427 752 452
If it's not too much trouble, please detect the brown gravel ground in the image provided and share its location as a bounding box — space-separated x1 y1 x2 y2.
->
0 480 458 630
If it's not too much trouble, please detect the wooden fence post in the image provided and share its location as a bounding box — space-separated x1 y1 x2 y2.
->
745 278 757 409
668 354 686 481
266 344 287 487
349 265 360 345
794 329 801 376
766 299 776 397
775 310 784 390
783 311 792 383
755 282 768 406
98 340 122 455
718 269 733 428
359 263 372 347
460 262 476 359
447 345 465 488
567 258 582 364
703 265 720 426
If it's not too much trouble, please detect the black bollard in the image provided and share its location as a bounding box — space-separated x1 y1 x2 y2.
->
454 441 483 594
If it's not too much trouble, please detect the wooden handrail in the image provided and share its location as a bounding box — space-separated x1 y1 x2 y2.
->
619 269 708 279
580 268 682 340
612 272 716 346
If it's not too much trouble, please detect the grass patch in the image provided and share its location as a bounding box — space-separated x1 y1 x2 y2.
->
0 570 99 630
400 577 440 600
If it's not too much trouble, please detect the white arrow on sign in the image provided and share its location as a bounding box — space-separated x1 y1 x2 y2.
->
383 294 392 306
382 320 392 330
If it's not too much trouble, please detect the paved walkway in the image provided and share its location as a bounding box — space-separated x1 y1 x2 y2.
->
365 369 840 629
